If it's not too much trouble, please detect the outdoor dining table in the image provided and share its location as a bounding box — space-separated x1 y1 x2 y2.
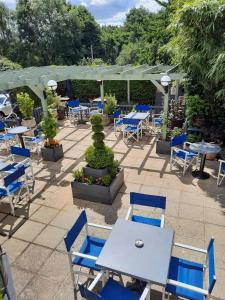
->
96 219 174 287
190 142 221 179
124 112 150 130
7 126 29 148
77 105 89 122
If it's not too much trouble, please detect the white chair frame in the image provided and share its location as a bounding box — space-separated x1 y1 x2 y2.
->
122 121 142 142
0 172 31 216
163 241 212 300
170 141 198 176
125 204 165 228
22 135 43 154
67 222 112 290
84 270 152 300
217 159 225 186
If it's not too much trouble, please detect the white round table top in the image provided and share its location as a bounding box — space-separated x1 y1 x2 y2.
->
190 142 221 154
8 126 29 134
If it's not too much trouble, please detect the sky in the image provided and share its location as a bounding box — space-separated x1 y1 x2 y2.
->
2 0 161 25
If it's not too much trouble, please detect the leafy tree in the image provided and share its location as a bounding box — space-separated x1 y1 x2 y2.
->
0 56 21 71
169 0 225 140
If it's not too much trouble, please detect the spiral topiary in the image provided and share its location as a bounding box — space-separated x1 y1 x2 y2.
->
85 114 114 169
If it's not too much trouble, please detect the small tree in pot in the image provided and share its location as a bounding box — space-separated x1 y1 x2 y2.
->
71 114 124 204
102 94 117 126
40 110 63 161
17 92 36 128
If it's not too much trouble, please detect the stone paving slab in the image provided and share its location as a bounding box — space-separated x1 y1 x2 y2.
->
0 123 225 299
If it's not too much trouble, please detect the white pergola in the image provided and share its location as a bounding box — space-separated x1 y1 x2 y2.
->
0 64 185 138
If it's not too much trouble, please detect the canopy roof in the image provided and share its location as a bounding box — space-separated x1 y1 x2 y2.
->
0 64 184 91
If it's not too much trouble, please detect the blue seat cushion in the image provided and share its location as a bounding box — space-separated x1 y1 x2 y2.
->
174 150 197 160
0 181 23 196
73 236 106 271
222 162 225 171
0 133 15 141
132 214 161 227
125 125 138 132
116 119 123 126
24 136 43 143
166 257 204 300
101 278 140 300
1 163 18 172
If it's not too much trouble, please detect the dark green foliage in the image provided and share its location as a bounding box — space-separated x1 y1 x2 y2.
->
186 95 210 126
85 115 114 169
101 174 111 186
171 127 182 138
103 94 117 115
72 80 156 103
187 134 201 144
72 168 84 182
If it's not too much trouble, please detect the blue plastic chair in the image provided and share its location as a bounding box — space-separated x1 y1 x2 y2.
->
170 134 198 175
122 118 142 142
165 238 216 300
90 102 104 116
113 111 123 133
0 121 16 151
0 166 30 215
8 146 34 181
126 192 166 228
64 210 112 289
79 271 151 300
68 99 81 121
22 129 43 154
135 104 151 112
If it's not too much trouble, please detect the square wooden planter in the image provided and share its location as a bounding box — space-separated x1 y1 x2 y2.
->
71 168 124 205
41 144 64 162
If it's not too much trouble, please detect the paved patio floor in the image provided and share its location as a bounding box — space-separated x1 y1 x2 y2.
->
0 121 225 300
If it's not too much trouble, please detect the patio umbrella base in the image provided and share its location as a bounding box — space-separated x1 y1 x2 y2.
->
192 170 210 179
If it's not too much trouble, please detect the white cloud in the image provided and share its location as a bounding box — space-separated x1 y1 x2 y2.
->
2 0 161 25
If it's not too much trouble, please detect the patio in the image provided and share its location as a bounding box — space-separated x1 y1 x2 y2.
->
0 121 225 300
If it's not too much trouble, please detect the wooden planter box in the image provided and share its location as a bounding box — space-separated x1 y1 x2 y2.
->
41 144 64 162
156 139 171 155
71 168 124 205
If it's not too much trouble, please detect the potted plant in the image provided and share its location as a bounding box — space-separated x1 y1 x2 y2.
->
17 92 36 128
102 94 117 126
71 114 124 204
156 125 183 155
40 110 63 161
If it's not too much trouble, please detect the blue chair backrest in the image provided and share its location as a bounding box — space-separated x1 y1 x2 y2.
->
207 238 216 293
171 134 187 147
113 110 121 118
0 121 6 130
10 146 30 158
135 104 151 112
68 100 80 108
4 166 25 187
98 102 103 110
79 284 102 300
130 192 166 209
64 210 87 252
123 118 140 126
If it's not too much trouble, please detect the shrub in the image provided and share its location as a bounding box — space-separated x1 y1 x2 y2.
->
187 134 201 143
171 127 183 138
41 110 59 147
186 95 210 126
72 168 84 182
103 94 117 115
101 174 111 186
85 114 114 169
17 92 34 119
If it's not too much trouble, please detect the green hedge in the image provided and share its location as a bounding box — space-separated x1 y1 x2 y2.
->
72 80 156 104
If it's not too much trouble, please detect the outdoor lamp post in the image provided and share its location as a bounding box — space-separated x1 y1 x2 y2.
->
97 80 104 102
47 80 58 94
160 75 171 140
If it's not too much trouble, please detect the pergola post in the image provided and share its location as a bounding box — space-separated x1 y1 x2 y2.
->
175 80 179 101
29 84 48 117
100 81 104 102
162 91 169 140
127 80 130 104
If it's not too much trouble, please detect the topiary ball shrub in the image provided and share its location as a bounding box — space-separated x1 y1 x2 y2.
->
85 146 114 169
85 114 114 169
